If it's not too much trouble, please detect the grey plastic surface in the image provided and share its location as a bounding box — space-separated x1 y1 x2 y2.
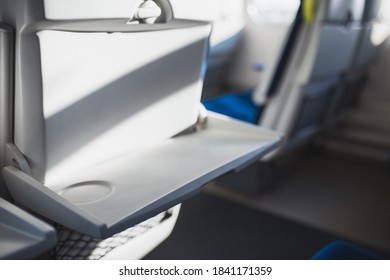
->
1 0 211 183
292 78 338 139
326 0 365 23
354 24 379 68
0 197 56 259
349 3 384 71
33 19 207 33
6 17 211 183
362 0 381 22
0 24 13 199
5 143 32 176
3 113 282 239
311 25 360 79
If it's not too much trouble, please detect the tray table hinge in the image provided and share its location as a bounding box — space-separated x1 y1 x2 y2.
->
5 143 32 176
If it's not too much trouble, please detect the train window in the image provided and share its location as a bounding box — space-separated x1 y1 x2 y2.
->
247 0 300 25
371 0 390 46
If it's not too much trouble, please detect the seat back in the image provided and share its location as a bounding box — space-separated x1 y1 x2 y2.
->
1 0 211 183
0 23 13 199
353 0 382 68
170 0 245 96
237 0 301 103
258 0 365 154
329 0 387 116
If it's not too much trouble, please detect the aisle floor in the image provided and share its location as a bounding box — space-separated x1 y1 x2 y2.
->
205 149 390 254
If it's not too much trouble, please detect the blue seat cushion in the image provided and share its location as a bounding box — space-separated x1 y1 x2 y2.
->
312 241 382 260
202 92 258 124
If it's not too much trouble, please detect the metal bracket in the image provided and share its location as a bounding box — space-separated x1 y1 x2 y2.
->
175 103 208 136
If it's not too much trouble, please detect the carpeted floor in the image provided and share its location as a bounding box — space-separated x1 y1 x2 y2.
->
144 191 340 260
204 149 390 255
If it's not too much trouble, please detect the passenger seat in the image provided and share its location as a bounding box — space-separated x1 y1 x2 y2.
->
204 0 366 158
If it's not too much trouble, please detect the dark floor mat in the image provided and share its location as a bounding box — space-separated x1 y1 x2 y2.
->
205 148 390 255
144 191 341 260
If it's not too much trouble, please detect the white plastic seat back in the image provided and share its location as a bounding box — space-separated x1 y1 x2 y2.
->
1 0 281 241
